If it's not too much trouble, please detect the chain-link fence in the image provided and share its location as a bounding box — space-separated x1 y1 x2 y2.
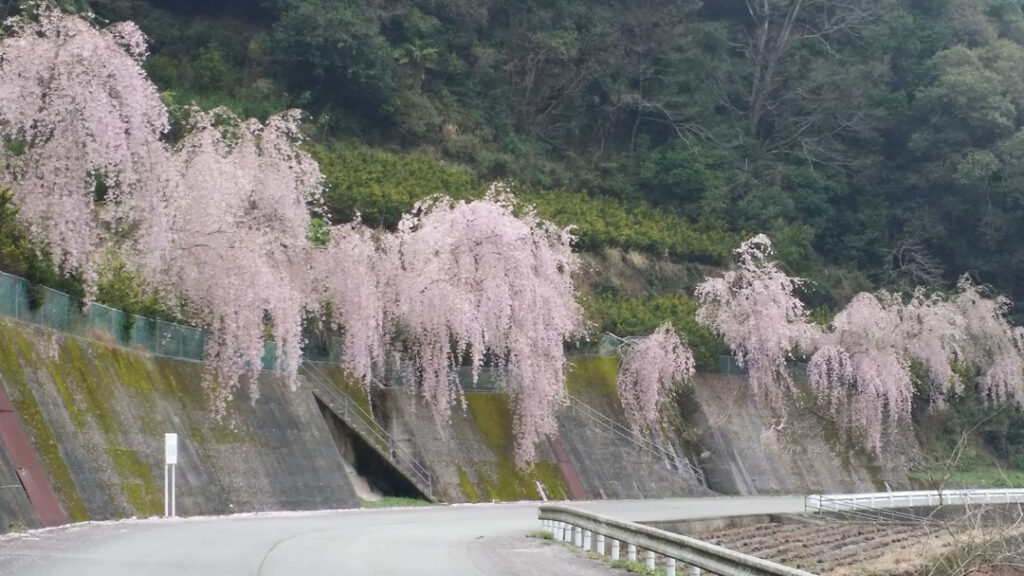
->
1 270 812 380
717 354 809 380
0 270 351 370
0 270 206 361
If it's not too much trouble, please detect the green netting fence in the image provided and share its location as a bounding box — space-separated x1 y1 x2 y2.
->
0 270 208 361
0 269 807 381
0 270 351 371
717 354 809 380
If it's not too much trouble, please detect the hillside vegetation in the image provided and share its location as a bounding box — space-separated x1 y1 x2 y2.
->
11 0 1010 316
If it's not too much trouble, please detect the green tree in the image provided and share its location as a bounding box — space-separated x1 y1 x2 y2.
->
272 0 396 117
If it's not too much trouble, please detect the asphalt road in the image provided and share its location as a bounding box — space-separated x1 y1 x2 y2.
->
0 496 806 575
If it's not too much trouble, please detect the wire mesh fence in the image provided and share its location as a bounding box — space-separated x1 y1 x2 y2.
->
0 270 353 370
0 269 810 380
0 270 206 361
717 355 809 380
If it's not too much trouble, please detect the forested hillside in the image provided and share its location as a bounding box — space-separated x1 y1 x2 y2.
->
4 0 1024 488
27 0 1013 316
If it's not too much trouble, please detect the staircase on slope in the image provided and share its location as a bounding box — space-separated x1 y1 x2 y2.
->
298 362 434 501
564 392 707 487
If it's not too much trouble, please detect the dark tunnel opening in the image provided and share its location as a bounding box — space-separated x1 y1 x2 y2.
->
316 398 425 501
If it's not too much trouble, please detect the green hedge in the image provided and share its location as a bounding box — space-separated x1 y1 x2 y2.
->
519 188 736 265
313 143 736 265
584 293 724 370
311 143 479 229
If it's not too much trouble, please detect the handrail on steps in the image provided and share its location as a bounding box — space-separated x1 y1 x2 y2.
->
299 361 433 499
565 393 705 486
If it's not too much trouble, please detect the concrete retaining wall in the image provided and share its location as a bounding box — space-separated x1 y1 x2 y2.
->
0 319 358 532
377 388 572 503
555 408 710 499
691 374 917 495
0 316 925 531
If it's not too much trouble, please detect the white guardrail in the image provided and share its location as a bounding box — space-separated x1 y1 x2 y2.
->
805 489 1024 512
538 505 818 576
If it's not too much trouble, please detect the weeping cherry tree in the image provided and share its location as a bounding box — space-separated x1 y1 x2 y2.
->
695 234 817 408
157 108 323 414
899 288 966 406
616 323 695 437
955 275 1024 404
808 292 913 451
382 188 586 466
311 221 387 387
808 279 1024 451
0 6 172 291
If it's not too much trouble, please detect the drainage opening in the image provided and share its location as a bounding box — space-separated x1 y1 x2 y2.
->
316 398 425 501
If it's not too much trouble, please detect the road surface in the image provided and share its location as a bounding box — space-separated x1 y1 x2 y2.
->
0 496 806 575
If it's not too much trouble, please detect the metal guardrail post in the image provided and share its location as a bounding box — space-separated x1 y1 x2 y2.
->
644 550 656 571
541 504 819 576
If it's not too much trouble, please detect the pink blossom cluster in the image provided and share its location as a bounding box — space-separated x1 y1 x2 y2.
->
701 235 1024 452
808 293 913 451
807 281 1024 451
0 6 171 292
157 108 323 415
955 275 1024 404
307 190 585 465
310 222 387 387
378 187 586 465
695 234 817 408
616 323 695 436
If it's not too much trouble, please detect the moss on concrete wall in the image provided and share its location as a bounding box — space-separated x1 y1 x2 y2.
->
565 356 619 402
0 321 89 522
316 363 373 416
456 466 479 502
104 447 162 516
461 392 569 501
0 318 357 527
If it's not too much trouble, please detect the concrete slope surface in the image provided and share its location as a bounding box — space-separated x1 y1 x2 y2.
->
0 497 806 576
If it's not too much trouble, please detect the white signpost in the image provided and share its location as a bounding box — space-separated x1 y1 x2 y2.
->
164 433 177 517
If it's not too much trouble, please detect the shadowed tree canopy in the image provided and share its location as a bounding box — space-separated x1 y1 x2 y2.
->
63 0 1024 314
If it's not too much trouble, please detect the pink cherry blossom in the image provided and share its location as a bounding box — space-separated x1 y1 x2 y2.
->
158 108 323 414
383 187 586 465
0 7 171 291
311 222 387 388
809 292 912 451
955 275 1024 404
616 323 695 436
695 234 816 408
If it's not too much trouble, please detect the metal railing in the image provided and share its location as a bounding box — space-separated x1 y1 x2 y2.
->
299 361 434 500
565 393 706 486
807 497 933 524
805 489 1024 513
539 505 819 576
